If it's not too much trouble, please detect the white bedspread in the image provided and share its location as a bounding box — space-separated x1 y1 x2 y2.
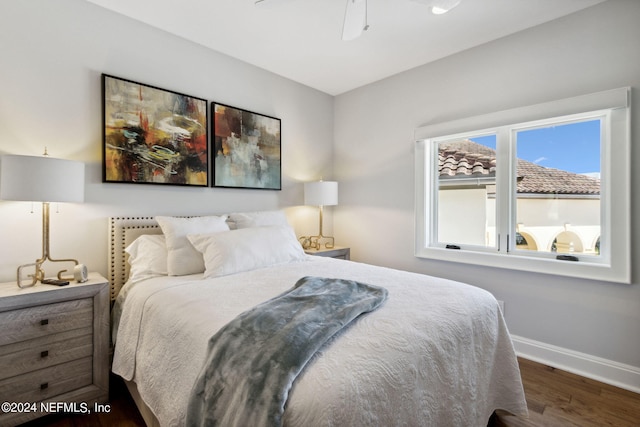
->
112 257 527 426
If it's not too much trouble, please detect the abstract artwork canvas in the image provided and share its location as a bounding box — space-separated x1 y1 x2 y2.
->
102 74 208 186
212 102 281 190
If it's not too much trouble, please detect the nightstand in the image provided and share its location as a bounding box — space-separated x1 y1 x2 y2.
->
0 273 109 426
305 246 351 260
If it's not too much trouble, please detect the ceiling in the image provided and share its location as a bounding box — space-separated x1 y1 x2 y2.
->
85 0 606 96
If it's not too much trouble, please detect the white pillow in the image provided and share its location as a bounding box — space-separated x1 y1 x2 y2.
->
125 234 168 282
188 225 306 278
229 210 289 229
156 215 230 276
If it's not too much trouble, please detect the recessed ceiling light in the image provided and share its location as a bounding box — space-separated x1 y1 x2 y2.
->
431 0 461 15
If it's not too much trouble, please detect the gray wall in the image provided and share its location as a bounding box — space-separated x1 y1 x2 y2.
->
334 0 640 380
0 0 334 281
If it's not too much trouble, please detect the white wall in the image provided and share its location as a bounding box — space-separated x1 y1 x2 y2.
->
334 0 640 385
0 0 334 282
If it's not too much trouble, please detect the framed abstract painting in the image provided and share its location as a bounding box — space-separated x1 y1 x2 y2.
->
102 74 208 186
212 102 281 190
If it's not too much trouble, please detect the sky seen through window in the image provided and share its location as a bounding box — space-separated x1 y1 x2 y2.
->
470 119 601 177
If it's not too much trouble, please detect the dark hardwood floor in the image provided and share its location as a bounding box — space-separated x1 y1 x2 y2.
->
492 358 640 427
19 358 640 426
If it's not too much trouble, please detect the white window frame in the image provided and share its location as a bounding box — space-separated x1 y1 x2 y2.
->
414 87 631 284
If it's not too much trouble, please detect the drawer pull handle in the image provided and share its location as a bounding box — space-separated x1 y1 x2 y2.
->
40 319 49 326
40 350 49 358
40 383 48 390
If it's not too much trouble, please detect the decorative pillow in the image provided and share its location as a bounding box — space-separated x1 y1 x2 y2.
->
125 234 168 283
229 210 289 229
187 225 306 278
156 215 230 276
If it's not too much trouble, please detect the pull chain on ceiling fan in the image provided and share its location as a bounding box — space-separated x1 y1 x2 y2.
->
342 0 369 41
342 0 461 41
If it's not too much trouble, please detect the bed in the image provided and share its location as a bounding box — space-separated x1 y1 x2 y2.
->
109 212 528 427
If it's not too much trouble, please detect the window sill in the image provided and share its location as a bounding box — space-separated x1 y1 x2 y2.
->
415 246 630 284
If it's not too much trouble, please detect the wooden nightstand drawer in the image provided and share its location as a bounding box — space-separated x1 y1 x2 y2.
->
0 274 110 425
0 327 93 381
0 356 93 403
305 246 351 260
0 298 93 346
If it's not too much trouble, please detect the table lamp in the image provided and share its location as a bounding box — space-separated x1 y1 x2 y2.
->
0 153 85 287
300 180 338 250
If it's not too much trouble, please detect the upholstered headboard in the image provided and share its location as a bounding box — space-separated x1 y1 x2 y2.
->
108 217 162 301
108 213 285 301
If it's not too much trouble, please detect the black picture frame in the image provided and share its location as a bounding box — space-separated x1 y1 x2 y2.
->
212 102 281 190
102 74 208 187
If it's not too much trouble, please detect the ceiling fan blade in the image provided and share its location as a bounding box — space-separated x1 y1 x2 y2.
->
342 0 367 41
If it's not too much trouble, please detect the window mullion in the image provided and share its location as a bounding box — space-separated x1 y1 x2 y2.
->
494 127 511 253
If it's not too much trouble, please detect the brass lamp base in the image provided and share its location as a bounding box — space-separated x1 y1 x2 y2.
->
299 205 335 250
299 235 335 250
17 202 79 288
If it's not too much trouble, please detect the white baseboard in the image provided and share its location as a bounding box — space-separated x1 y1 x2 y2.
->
512 335 640 394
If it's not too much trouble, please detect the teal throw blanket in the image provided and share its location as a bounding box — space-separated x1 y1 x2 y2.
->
186 276 388 427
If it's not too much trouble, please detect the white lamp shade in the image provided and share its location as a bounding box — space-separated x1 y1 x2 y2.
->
0 155 85 203
304 181 338 206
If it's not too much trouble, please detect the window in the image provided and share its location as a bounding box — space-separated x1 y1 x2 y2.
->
415 88 630 283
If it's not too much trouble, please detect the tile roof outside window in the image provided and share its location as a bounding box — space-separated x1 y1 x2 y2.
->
438 140 600 195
